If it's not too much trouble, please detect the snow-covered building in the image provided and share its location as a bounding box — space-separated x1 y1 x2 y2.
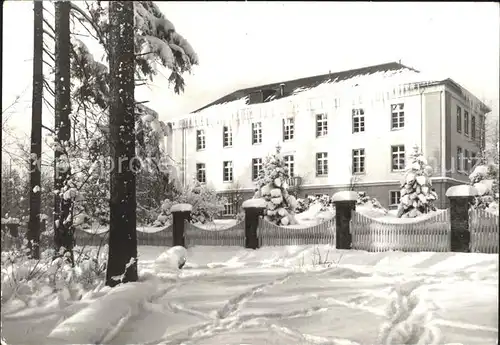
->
166 62 490 211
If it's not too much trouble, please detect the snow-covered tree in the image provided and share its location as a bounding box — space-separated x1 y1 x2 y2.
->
470 120 499 214
253 145 298 225
469 161 499 215
397 145 438 218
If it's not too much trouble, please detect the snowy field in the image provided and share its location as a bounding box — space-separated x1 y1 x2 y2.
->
2 245 498 345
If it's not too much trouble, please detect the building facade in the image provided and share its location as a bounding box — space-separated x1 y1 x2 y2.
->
166 62 490 213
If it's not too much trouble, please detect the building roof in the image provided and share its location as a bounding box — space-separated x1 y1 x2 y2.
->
192 62 419 113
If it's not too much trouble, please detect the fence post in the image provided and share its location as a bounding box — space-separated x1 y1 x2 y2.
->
170 204 192 248
242 198 266 249
332 191 358 250
445 185 478 252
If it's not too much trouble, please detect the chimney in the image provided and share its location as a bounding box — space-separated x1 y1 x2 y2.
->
279 83 285 97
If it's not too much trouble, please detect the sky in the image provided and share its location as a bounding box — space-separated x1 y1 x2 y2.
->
2 1 500 143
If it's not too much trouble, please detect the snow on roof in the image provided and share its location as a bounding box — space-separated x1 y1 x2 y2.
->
168 62 446 129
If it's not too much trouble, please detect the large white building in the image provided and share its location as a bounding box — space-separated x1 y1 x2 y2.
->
165 62 490 213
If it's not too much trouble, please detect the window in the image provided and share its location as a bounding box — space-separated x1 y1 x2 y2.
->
464 149 469 172
196 163 206 183
352 149 365 174
391 103 405 129
252 158 262 180
471 115 476 140
480 116 485 148
464 111 469 136
352 108 365 133
456 106 462 133
456 146 462 171
471 152 477 168
252 122 262 144
390 190 401 205
223 126 233 147
223 161 233 182
196 129 206 150
284 155 295 177
316 152 328 176
283 117 295 141
222 195 237 216
391 145 406 171
316 113 328 137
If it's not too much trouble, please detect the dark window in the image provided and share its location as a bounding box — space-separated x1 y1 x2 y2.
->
316 113 328 137
196 129 205 150
316 152 328 176
196 163 206 183
352 108 365 133
252 158 262 180
223 161 233 182
352 149 365 174
391 145 405 171
223 126 233 147
252 122 262 144
284 155 295 177
391 103 405 129
283 118 294 141
390 190 401 205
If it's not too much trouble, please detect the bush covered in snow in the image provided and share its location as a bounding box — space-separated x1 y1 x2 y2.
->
253 145 298 225
153 180 225 226
469 163 499 215
1 241 109 307
397 145 438 218
295 194 333 214
357 192 388 214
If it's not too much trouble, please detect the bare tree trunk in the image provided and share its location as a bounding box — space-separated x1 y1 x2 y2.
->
105 1 138 287
53 0 74 264
27 0 44 259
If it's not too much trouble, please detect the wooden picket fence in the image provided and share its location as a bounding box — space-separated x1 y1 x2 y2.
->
184 220 245 247
257 218 336 246
469 208 499 253
350 209 451 252
75 224 173 247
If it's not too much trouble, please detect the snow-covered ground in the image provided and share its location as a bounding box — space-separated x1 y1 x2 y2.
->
2 245 498 345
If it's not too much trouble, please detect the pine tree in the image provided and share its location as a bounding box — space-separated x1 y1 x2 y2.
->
397 145 438 218
254 144 298 225
53 0 74 264
106 1 138 287
27 0 44 259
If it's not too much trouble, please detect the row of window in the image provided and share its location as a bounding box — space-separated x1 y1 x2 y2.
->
195 145 411 184
456 105 479 141
196 104 406 150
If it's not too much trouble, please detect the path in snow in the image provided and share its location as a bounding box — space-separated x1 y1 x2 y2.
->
2 246 497 345
109 247 498 345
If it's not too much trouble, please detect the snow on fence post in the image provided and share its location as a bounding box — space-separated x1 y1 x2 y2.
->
446 185 478 252
332 191 358 250
170 204 192 248
242 198 266 249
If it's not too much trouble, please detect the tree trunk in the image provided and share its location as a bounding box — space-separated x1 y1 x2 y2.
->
105 1 138 287
53 1 73 264
27 0 44 259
